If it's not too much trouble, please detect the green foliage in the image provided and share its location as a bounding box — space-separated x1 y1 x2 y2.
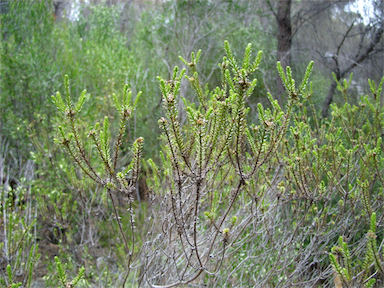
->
0 265 22 288
53 74 144 286
54 256 85 288
140 42 317 286
0 138 40 286
0 179 40 288
0 0 162 162
1 1 384 286
0 0 58 157
330 212 383 287
48 39 384 286
333 72 354 102
277 60 314 99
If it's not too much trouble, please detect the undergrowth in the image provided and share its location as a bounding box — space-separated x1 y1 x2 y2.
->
1 41 383 287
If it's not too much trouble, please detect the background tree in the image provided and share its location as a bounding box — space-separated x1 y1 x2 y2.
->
319 0 384 117
266 0 292 105
261 0 383 114
264 0 342 104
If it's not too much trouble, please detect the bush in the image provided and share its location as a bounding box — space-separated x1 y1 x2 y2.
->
50 41 384 287
3 1 382 287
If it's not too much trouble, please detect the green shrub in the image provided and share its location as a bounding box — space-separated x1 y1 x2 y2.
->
1 3 383 285
51 39 384 286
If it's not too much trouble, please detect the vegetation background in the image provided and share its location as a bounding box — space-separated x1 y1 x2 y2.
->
0 0 383 287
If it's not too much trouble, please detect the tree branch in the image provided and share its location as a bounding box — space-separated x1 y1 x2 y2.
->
322 25 384 117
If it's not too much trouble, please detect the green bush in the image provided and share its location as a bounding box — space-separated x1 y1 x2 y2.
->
1 2 383 287
51 41 384 287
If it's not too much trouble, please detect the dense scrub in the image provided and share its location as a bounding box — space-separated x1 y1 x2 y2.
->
1 1 383 287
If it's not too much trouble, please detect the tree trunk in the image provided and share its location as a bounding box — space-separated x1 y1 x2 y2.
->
276 0 292 106
321 81 338 118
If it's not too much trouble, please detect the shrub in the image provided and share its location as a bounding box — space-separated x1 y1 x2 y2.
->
51 39 384 287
